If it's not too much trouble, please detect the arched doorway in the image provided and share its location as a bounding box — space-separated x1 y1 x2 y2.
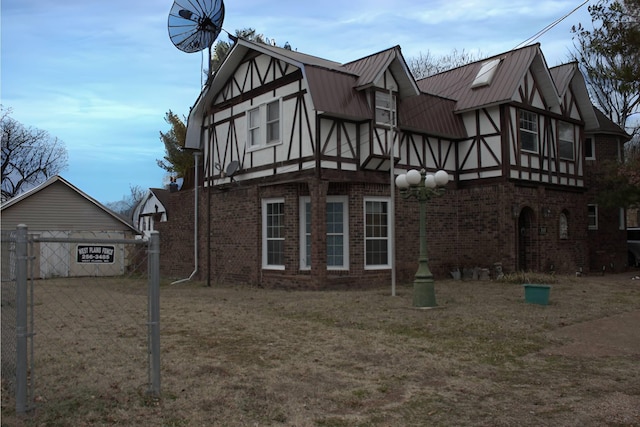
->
518 207 535 271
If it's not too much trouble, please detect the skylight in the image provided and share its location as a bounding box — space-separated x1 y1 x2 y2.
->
471 58 502 88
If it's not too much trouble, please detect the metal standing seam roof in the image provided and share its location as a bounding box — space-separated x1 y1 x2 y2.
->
549 62 576 98
416 44 543 112
304 65 371 119
591 107 631 138
399 93 467 139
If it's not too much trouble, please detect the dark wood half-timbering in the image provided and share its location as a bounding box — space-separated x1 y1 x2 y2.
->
158 40 630 288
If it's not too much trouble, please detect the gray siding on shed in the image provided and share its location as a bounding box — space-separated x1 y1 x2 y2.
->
1 180 132 233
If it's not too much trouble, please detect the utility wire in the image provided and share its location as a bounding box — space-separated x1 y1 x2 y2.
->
515 0 590 49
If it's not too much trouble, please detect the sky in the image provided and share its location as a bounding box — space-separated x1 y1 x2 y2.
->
1 0 593 204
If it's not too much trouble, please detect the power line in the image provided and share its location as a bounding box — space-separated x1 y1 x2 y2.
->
514 0 590 49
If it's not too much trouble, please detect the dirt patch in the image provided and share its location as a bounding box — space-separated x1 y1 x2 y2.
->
544 310 640 357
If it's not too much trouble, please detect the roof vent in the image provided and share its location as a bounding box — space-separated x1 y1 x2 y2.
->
471 58 502 88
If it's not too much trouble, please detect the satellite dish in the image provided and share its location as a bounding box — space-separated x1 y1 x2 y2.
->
225 160 239 178
168 0 225 53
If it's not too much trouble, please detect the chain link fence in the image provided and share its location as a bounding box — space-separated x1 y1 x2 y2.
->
0 226 160 414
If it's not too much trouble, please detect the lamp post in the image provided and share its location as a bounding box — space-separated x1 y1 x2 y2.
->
395 168 449 308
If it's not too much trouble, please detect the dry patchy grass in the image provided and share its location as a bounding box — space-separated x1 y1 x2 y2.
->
2 272 640 426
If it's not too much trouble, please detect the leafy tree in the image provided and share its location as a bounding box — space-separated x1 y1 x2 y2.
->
408 49 485 80
156 110 192 179
209 28 292 75
571 0 640 138
1 106 68 202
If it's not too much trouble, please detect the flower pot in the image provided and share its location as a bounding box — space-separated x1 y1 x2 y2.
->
523 284 551 305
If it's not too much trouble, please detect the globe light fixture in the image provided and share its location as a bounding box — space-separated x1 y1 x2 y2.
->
395 168 449 307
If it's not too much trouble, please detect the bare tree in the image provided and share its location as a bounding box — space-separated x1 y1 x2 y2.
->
1 106 68 202
408 49 485 80
104 184 146 219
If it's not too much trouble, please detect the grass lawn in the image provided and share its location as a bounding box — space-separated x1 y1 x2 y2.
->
2 272 640 426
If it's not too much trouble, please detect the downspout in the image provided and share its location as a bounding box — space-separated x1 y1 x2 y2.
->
172 151 200 284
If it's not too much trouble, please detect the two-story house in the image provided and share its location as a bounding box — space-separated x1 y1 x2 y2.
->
163 38 628 288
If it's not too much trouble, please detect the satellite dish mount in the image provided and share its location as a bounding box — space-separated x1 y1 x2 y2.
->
168 0 226 77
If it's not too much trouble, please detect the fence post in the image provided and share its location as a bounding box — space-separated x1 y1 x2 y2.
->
15 224 28 413
147 231 161 396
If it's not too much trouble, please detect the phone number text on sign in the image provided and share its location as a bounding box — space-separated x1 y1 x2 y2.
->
77 245 115 263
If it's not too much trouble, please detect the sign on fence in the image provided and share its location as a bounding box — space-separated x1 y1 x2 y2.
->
76 245 115 263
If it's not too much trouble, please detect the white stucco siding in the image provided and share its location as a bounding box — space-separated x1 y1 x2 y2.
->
515 70 546 109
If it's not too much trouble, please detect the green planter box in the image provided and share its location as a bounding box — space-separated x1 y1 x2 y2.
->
523 284 551 305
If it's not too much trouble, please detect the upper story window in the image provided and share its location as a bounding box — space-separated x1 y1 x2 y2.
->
519 110 538 153
558 121 575 160
585 137 595 160
248 99 281 149
375 91 396 127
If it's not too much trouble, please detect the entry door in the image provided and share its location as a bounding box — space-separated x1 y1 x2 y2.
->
518 208 534 271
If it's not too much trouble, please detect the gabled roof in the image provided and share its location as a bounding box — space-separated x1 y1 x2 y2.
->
416 44 560 113
149 188 171 209
186 39 426 149
1 175 139 233
343 45 420 97
549 62 599 131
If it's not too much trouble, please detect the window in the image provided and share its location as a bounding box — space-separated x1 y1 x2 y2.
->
300 198 311 269
559 212 569 240
375 91 396 126
588 204 598 230
365 198 391 268
266 101 280 143
248 108 261 147
471 58 501 88
326 198 348 268
558 122 574 160
619 208 625 231
299 196 349 270
585 137 595 160
519 110 538 152
262 198 285 269
248 100 281 148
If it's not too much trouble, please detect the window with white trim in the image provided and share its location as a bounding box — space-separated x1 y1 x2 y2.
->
519 110 538 152
375 91 396 126
588 204 598 230
299 196 349 270
364 197 391 268
558 121 575 160
262 198 285 269
248 99 281 148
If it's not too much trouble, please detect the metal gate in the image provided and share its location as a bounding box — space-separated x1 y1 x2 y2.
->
0 225 160 414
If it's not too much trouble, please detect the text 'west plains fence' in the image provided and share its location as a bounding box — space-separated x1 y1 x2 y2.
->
1 225 160 414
